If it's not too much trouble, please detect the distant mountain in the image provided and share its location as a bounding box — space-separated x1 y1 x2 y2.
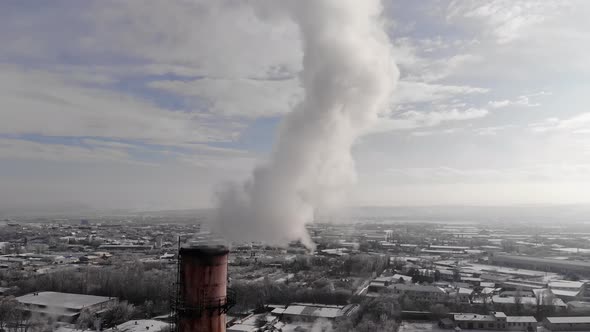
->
318 204 590 224
2 202 589 224
0 201 100 218
0 202 214 219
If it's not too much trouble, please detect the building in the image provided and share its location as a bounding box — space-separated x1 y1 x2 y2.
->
548 280 589 301
16 291 116 322
115 319 169 332
548 280 584 291
452 288 473 304
389 284 448 303
367 276 393 293
0 242 9 254
489 254 590 276
425 245 469 255
567 301 590 314
501 280 545 291
97 244 153 251
281 303 358 321
543 316 590 331
491 294 567 312
505 316 538 331
454 312 536 331
367 274 412 293
227 314 281 332
454 312 505 330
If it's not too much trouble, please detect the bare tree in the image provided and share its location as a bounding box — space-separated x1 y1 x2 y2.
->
101 301 135 328
542 291 556 317
76 308 95 330
0 297 18 331
535 292 543 317
514 289 523 315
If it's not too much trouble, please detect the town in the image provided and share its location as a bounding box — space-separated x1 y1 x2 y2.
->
1 214 590 332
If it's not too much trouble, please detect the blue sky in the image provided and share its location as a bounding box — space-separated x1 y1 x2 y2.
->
1 0 590 211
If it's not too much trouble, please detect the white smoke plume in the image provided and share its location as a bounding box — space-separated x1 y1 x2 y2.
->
215 0 399 248
311 318 333 332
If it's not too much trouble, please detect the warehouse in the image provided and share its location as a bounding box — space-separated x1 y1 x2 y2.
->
16 291 116 322
543 316 590 331
489 254 590 276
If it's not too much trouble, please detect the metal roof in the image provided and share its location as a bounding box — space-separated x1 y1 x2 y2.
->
17 291 113 310
283 305 341 318
506 316 537 323
546 316 590 324
454 314 495 322
282 303 354 319
493 254 590 268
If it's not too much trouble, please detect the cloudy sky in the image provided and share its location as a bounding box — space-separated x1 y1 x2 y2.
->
2 0 590 211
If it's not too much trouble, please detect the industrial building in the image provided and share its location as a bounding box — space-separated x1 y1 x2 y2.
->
489 254 590 276
389 283 448 303
454 312 537 331
97 244 154 251
16 291 116 322
543 316 590 331
278 303 359 321
115 319 169 332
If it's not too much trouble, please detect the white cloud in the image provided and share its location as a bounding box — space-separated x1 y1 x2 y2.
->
0 65 237 144
442 0 590 80
446 0 569 44
177 153 257 172
402 108 488 126
352 181 590 206
410 128 460 137
149 77 302 118
374 107 488 133
392 37 482 83
1 1 302 79
488 94 542 108
474 125 515 136
387 164 590 183
393 81 488 105
530 113 590 134
0 138 133 164
0 1 305 145
89 1 301 79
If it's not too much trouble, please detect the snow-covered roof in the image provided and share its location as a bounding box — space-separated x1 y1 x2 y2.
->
115 320 168 332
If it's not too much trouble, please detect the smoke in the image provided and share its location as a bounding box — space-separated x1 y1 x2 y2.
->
214 0 398 248
311 318 333 332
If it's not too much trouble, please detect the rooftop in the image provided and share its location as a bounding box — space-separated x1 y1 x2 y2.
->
457 288 473 295
546 316 590 324
454 314 495 322
227 324 257 332
493 254 590 268
282 303 357 319
17 292 113 310
550 289 580 297
549 280 584 289
283 305 341 319
506 316 536 323
390 284 446 293
115 320 169 332
568 301 590 308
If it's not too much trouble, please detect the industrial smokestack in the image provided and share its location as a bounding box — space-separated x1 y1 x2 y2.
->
215 0 398 248
176 244 233 332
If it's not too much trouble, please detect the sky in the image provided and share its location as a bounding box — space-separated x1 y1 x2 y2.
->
1 0 590 212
